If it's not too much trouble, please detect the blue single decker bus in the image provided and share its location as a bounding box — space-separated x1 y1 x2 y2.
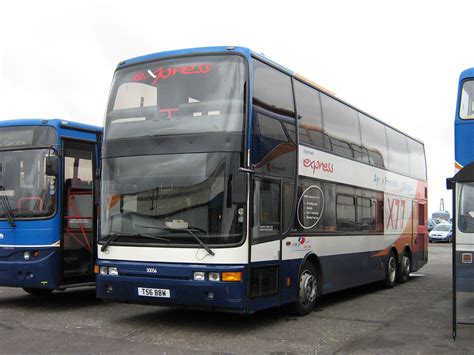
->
0 119 101 295
97 47 427 315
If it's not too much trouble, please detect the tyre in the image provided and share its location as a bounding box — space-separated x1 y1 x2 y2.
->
22 288 53 296
384 251 397 288
396 251 411 284
288 262 318 316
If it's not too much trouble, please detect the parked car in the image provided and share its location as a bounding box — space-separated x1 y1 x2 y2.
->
428 218 437 232
429 222 452 243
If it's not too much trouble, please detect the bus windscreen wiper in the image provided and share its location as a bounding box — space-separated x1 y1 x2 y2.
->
135 224 215 256
100 231 170 252
0 186 15 228
183 228 215 256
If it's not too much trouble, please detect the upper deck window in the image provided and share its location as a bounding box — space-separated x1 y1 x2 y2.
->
105 55 246 140
253 60 295 117
460 80 474 119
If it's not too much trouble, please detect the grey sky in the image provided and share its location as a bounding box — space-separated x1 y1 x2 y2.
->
0 0 471 215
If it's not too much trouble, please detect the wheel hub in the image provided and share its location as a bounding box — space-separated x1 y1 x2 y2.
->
299 270 317 305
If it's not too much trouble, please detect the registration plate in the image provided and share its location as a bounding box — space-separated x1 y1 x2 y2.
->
137 287 170 298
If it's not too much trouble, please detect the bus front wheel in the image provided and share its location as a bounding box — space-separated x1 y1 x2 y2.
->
288 262 318 316
22 288 53 296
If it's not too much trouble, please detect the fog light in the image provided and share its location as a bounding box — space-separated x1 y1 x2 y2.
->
100 266 108 275
108 267 118 276
26 272 34 279
206 291 214 300
208 272 220 282
106 284 113 293
194 271 205 281
23 251 31 260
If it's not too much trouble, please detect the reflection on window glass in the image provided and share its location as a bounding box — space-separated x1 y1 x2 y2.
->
294 80 324 147
257 114 288 142
356 197 375 231
460 80 474 119
337 194 356 231
407 138 426 181
253 60 295 117
0 149 56 218
295 178 336 233
101 152 243 246
458 183 474 233
253 179 280 242
359 113 388 168
321 93 361 158
106 55 246 140
386 127 410 176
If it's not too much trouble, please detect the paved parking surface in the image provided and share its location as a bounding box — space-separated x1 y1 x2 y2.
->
0 244 472 353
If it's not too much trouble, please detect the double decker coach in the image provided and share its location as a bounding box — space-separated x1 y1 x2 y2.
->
97 47 428 315
0 119 101 294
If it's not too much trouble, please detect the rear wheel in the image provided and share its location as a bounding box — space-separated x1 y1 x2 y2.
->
288 262 318 316
396 252 411 283
384 251 397 288
22 288 53 296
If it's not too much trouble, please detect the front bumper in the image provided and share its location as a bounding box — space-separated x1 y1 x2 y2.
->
96 260 247 312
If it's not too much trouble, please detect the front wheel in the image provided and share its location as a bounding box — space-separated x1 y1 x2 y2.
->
396 252 411 283
288 262 318 316
22 288 53 296
384 251 397 288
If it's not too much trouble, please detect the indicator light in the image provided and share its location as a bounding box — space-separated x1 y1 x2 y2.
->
222 272 242 282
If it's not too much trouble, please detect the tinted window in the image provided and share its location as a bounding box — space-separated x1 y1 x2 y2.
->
252 179 280 243
337 194 356 231
386 127 410 176
295 178 336 233
253 60 295 116
321 94 361 158
257 114 288 142
458 183 474 233
407 138 426 181
294 80 324 147
460 80 474 119
359 113 388 168
106 55 245 140
356 197 375 231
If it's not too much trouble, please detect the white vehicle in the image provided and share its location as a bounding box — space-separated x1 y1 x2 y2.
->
428 222 452 242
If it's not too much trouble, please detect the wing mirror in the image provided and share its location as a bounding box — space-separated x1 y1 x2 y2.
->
45 155 59 176
231 168 254 205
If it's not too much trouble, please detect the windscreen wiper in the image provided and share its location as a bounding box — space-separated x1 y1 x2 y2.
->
0 186 15 228
100 231 170 252
135 224 215 256
183 228 215 256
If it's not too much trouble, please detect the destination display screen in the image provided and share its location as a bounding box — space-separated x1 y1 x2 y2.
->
0 126 56 149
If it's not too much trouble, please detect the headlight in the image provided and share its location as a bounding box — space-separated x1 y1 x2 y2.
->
99 266 108 275
23 251 31 260
193 271 205 281
108 267 119 276
208 272 220 282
